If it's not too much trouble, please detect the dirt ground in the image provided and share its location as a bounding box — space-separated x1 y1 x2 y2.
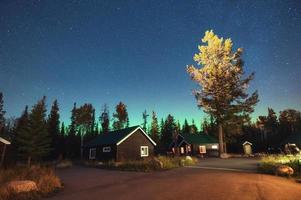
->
50 165 301 200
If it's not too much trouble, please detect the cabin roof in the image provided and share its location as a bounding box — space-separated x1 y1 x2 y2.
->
85 126 156 147
180 133 218 144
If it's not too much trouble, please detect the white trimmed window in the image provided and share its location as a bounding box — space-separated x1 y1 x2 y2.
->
140 146 149 157
102 146 111 153
89 148 96 159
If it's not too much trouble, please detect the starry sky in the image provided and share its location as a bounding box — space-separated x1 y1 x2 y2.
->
0 0 300 127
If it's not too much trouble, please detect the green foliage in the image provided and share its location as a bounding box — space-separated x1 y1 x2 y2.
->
92 156 198 172
160 114 176 151
187 30 259 153
16 97 51 165
150 111 160 144
99 104 110 134
112 102 129 130
47 100 61 159
258 154 301 175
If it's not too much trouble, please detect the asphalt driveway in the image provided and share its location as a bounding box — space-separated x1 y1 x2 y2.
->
50 164 301 200
190 157 259 172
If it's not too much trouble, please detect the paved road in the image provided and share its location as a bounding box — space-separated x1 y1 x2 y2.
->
192 157 259 172
50 166 301 200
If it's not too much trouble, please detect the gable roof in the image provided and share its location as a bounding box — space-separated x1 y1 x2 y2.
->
0 137 11 145
85 126 156 147
243 141 252 146
180 133 218 144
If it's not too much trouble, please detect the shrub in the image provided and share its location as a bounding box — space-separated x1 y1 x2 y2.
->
0 166 62 200
258 154 301 175
96 156 198 172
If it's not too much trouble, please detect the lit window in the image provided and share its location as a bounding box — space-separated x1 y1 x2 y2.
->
89 148 96 159
212 145 218 149
103 146 111 152
199 145 206 154
180 147 185 154
140 146 149 157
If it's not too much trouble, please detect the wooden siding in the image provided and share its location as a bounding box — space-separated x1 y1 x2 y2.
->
117 129 154 161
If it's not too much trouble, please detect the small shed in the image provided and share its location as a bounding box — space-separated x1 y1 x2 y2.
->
242 141 252 155
84 126 156 162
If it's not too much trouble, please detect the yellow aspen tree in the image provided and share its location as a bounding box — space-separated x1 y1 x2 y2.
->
187 30 259 157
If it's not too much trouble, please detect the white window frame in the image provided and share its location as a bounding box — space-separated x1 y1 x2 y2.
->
102 146 111 153
140 146 149 157
89 148 96 159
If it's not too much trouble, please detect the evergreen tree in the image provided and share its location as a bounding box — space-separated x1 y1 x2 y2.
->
47 99 60 159
0 92 5 135
187 30 259 155
150 111 159 144
61 122 66 136
160 114 176 151
73 103 95 159
189 119 198 134
66 103 80 159
112 102 129 130
100 104 110 134
16 96 51 166
142 110 149 132
182 119 190 134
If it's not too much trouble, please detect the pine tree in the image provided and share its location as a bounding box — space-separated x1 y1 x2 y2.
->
190 119 198 134
150 111 159 144
142 110 149 132
160 114 176 151
100 104 110 134
61 122 66 136
47 99 60 159
66 103 80 159
187 30 259 155
112 102 129 130
0 92 5 135
182 119 190 134
16 96 51 166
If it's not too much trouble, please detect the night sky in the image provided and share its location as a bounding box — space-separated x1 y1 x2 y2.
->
1 0 300 127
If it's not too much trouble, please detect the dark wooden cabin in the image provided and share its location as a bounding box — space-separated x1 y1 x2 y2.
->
170 133 219 157
84 126 156 161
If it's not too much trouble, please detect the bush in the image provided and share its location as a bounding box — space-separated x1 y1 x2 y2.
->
95 156 198 172
0 166 62 200
258 154 301 175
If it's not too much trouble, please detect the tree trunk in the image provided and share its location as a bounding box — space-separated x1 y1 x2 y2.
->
27 156 31 167
80 132 84 160
218 123 224 157
0 144 6 168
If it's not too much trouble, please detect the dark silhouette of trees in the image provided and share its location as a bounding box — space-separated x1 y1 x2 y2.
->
142 110 149 132
150 111 159 145
16 96 51 166
47 100 60 159
73 103 95 159
100 104 110 134
112 102 129 130
160 114 176 151
0 92 5 135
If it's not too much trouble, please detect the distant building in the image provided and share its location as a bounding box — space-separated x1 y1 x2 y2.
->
170 133 219 157
84 126 156 161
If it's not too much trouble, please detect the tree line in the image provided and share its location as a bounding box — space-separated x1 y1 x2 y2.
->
0 92 300 166
0 93 202 165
